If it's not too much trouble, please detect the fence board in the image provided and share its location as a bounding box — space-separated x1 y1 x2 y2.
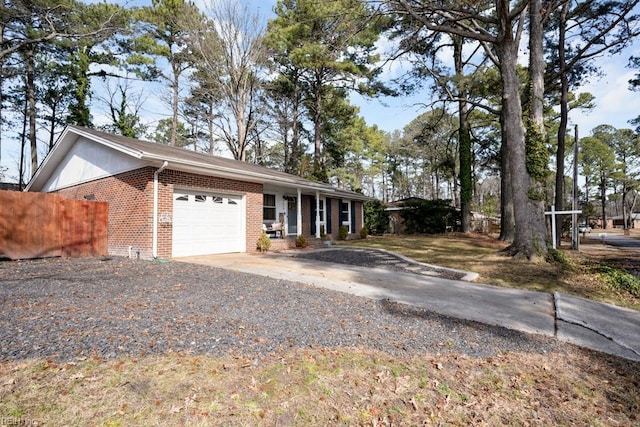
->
0 190 107 259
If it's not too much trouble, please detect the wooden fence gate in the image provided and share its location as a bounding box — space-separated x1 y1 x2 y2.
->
0 190 108 259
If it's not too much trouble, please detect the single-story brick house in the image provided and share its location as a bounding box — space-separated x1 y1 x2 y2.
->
26 126 368 259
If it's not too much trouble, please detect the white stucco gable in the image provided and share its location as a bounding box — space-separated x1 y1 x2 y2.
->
41 136 145 192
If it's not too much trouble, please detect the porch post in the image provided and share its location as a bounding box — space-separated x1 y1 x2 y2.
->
315 191 321 238
297 188 302 236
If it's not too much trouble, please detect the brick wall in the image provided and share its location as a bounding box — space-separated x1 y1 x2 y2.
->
57 167 264 258
301 195 313 237
57 168 154 258
354 201 363 234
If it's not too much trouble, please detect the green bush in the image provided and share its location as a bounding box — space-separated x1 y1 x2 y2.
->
546 248 568 265
364 199 389 235
399 199 460 234
295 234 308 248
359 225 368 239
599 265 640 297
339 225 349 240
256 232 271 252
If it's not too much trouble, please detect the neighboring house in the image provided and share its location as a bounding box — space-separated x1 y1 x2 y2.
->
607 214 640 229
386 197 494 234
26 126 368 259
386 197 426 234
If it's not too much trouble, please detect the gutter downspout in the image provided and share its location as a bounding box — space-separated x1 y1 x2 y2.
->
153 161 169 258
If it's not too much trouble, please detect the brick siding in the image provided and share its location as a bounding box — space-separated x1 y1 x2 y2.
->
57 167 264 259
57 168 154 259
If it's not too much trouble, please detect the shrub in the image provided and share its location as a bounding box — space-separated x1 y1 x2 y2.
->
339 225 349 240
256 232 271 252
546 248 568 265
599 265 640 297
295 234 308 248
364 199 389 235
359 225 368 239
320 225 327 241
399 199 460 234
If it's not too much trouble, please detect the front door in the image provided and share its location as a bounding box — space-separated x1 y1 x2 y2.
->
287 198 297 235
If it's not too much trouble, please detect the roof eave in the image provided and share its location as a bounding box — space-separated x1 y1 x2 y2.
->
142 154 369 199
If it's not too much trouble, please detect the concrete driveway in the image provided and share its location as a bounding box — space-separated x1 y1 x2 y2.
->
177 249 640 362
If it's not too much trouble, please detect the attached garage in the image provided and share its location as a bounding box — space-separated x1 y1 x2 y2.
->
172 190 245 257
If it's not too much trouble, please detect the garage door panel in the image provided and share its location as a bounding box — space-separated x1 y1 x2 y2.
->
172 191 244 257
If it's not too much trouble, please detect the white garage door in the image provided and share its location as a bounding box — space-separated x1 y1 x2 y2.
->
172 190 245 257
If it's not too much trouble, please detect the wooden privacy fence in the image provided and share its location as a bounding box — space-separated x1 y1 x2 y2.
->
0 190 108 259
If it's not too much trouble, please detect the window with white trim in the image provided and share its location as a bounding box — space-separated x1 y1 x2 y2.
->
263 194 276 221
341 201 351 233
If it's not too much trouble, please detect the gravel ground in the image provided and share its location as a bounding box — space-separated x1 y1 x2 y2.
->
0 256 563 362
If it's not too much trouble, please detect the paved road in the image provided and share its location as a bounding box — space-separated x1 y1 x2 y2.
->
178 249 640 362
584 231 640 248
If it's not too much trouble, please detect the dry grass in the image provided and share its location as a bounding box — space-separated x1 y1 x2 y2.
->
1 347 638 426
2 233 640 426
344 232 640 311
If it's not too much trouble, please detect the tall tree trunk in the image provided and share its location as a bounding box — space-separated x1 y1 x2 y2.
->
19 97 28 190
236 107 247 161
313 75 323 179
622 189 629 230
554 0 570 246
207 102 215 154
600 177 607 229
454 35 472 233
48 100 58 150
499 96 515 242
522 0 549 255
170 60 180 147
289 87 301 174
26 44 37 177
497 0 547 258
